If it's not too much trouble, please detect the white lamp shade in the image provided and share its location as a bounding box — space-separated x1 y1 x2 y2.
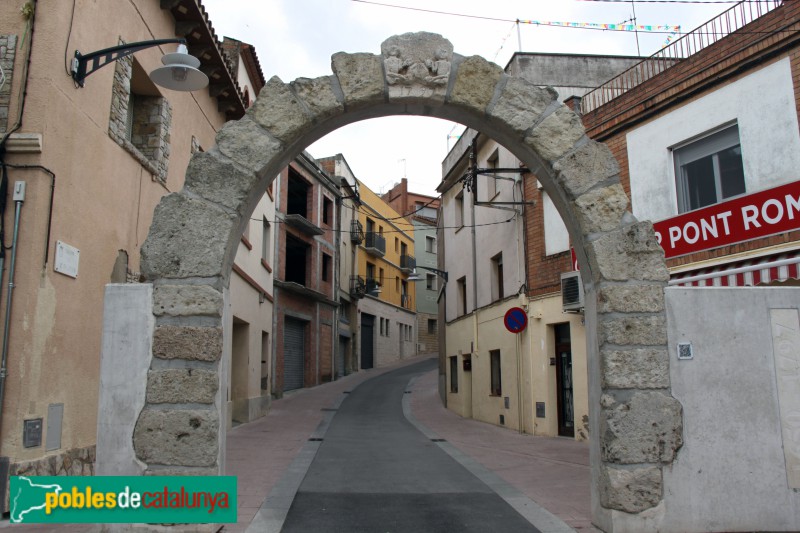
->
149 44 208 92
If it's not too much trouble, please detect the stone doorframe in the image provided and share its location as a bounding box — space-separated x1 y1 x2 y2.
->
131 32 681 530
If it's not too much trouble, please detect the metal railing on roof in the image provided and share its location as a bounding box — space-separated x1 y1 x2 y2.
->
580 0 785 114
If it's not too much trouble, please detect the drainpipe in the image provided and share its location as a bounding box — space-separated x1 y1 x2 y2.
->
0 182 25 431
333 195 342 380
469 136 479 419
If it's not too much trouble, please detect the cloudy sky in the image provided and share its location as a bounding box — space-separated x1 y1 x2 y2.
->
202 0 734 197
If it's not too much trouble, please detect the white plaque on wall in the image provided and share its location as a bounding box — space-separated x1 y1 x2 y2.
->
54 240 80 278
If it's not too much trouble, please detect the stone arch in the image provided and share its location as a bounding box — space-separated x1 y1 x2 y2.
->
137 32 680 529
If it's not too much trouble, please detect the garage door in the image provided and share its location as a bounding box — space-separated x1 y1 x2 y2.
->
283 318 305 391
337 336 348 378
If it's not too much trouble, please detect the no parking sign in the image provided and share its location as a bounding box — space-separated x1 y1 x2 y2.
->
503 307 527 334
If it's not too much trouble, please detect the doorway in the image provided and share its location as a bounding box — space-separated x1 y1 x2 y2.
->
554 323 574 438
360 314 375 369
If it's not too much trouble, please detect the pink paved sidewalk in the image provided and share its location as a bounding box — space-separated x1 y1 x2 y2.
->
409 367 599 532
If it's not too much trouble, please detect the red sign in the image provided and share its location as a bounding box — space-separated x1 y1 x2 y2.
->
504 307 528 334
653 180 800 258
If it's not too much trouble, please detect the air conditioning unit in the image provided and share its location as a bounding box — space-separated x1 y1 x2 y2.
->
561 271 584 312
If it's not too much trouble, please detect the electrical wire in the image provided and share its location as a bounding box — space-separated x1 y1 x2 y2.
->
248 213 516 233
63 0 77 77
351 0 788 36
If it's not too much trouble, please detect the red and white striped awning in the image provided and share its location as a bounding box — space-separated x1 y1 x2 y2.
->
669 251 800 287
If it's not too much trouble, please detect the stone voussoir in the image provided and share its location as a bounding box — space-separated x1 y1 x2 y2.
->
586 222 670 283
153 284 223 317
553 140 621 199
214 117 283 178
247 76 312 144
134 408 218 467
183 149 259 215
600 464 663 513
291 76 344 123
600 314 668 346
448 55 504 113
141 193 237 281
382 32 453 103
146 368 218 404
525 105 586 164
602 347 670 389
152 325 223 362
331 52 385 110
601 391 683 464
489 77 557 137
597 283 666 314
573 183 630 235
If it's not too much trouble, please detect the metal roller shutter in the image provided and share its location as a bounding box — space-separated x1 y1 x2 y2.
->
283 318 305 391
337 337 347 378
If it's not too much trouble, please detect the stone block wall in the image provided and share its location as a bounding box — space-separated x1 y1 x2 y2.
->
0 34 17 134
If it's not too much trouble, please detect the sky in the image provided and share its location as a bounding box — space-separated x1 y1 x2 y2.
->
201 0 734 197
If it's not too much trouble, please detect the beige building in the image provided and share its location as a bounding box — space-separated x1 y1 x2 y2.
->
0 0 257 507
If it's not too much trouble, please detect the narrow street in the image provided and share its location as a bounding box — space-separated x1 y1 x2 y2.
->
280 358 541 533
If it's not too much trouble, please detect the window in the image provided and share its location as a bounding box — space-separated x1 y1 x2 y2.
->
484 149 499 200
287 170 310 217
491 253 504 301
262 218 271 262
455 190 464 227
322 253 331 282
285 235 308 285
322 197 333 226
380 317 385 336
457 276 467 316
379 268 384 287
395 237 399 253
426 273 436 291
674 124 745 213
426 236 436 254
109 54 172 183
428 319 437 335
450 356 458 393
490 350 502 396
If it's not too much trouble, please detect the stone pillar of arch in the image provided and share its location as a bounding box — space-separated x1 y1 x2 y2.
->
131 32 681 531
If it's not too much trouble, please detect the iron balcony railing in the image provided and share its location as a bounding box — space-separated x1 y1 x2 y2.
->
364 231 386 257
350 219 364 244
349 275 366 299
580 0 784 113
400 254 416 273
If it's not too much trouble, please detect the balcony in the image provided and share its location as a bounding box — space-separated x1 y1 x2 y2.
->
364 231 385 257
284 214 324 236
350 220 364 244
349 275 366 300
400 254 416 273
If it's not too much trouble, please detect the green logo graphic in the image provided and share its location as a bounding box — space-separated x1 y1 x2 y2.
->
9 476 237 524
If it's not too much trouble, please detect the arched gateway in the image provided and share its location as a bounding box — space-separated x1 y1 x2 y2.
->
125 32 681 530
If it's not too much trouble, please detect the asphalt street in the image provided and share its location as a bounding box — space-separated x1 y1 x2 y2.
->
280 358 541 533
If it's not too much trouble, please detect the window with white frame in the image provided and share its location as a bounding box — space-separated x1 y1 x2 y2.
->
455 190 464 227
425 236 436 254
673 124 745 213
484 149 499 200
426 273 436 291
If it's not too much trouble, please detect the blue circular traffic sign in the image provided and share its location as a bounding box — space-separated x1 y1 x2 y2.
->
504 307 528 334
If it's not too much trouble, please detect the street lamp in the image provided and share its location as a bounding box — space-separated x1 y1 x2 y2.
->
407 265 449 283
71 39 208 92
